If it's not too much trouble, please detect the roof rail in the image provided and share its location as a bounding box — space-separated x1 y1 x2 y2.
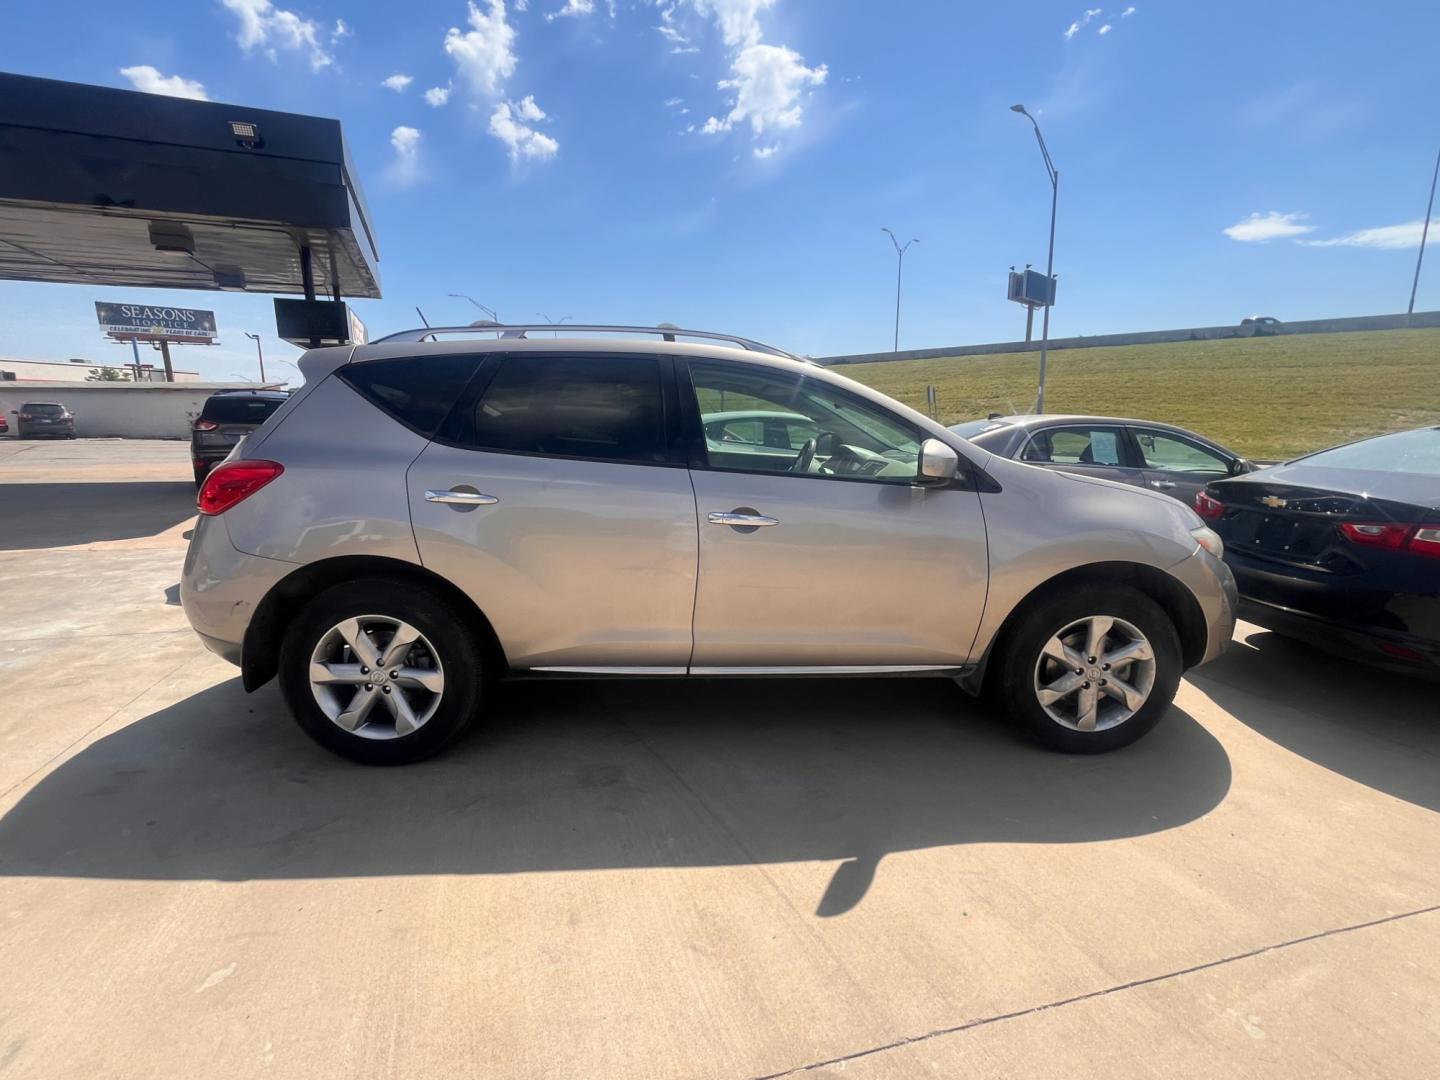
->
370 323 800 359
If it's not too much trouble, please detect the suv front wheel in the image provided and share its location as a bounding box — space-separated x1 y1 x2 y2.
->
993 584 1182 753
278 579 488 765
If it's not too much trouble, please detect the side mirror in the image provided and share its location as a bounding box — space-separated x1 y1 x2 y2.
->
1228 457 1249 476
918 438 960 482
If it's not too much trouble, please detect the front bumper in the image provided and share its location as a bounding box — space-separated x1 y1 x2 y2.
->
1168 546 1239 667
180 514 294 668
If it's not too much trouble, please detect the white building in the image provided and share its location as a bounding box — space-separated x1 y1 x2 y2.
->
1 381 283 440
0 357 201 384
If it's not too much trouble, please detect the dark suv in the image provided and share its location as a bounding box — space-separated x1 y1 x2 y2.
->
191 390 288 485
13 402 76 439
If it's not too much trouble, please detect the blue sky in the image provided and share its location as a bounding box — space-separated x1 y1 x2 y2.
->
2 0 1437 380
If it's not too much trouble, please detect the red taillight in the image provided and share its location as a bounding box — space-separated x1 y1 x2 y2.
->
1339 522 1440 558
1407 527 1440 558
1339 522 1408 549
193 419 218 431
1194 490 1225 521
197 459 283 516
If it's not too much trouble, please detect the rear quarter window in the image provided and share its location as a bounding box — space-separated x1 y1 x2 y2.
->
339 355 481 436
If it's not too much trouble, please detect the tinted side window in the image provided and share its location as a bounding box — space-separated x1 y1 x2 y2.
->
340 355 479 436
1134 430 1230 474
467 355 666 464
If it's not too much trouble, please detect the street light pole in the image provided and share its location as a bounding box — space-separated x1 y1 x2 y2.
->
881 227 919 353
1408 145 1440 318
537 312 572 339
1011 103 1059 413
449 293 499 323
243 332 266 383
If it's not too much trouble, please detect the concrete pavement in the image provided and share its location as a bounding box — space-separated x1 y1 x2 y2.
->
0 440 1436 1079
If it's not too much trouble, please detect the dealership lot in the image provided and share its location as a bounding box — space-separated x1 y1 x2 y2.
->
1 440 1437 1079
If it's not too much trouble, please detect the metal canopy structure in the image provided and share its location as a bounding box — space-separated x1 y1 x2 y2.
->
0 73 380 300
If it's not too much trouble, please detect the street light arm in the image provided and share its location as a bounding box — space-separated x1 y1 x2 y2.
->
1029 120 1058 187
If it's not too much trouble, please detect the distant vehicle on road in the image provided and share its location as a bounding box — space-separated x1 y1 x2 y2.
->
191 389 289 486
951 415 1255 507
702 409 819 460
12 401 76 439
1198 425 1440 681
1241 315 1282 335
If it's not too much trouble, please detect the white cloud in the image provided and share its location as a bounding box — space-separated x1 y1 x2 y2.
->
119 65 209 101
221 0 333 70
1302 221 1438 249
516 0 529 8
489 100 559 160
425 84 452 107
382 73 414 92
1224 211 1316 243
445 0 518 96
701 43 827 137
688 0 776 49
1063 6 1103 39
752 144 777 159
1097 23 1112 34
331 18 351 41
390 126 422 184
664 96 685 107
1122 6 1136 15
546 0 593 18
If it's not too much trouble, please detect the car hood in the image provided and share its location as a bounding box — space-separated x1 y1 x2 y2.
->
1213 462 1440 513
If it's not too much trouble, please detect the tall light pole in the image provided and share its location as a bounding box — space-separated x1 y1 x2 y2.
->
1011 103 1059 413
1408 145 1440 317
243 331 266 383
881 227 919 353
449 293 499 322
537 312 572 338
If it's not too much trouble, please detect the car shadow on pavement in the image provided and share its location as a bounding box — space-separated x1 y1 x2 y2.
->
0 481 195 550
0 678 1231 915
1189 631 1440 813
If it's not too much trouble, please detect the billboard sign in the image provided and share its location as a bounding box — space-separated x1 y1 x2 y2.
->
1006 269 1057 309
95 302 217 341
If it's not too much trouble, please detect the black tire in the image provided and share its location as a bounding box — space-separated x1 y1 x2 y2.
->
278 578 488 765
991 584 1181 754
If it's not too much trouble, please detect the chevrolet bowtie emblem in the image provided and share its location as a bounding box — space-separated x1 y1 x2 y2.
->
1260 495 1288 509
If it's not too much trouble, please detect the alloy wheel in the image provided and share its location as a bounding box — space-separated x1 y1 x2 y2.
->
308 616 445 740
1032 614 1156 733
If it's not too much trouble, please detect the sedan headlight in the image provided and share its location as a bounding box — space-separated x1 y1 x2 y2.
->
1190 525 1224 559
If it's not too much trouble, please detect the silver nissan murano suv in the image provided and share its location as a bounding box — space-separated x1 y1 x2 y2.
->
181 324 1236 765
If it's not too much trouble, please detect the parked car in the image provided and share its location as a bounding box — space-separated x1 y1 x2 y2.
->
191 389 289 486
12 401 76 439
1198 425 1440 680
703 409 820 462
0 412 8 435
181 324 1236 765
951 415 1255 507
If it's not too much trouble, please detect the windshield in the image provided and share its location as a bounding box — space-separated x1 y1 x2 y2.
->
1296 427 1440 476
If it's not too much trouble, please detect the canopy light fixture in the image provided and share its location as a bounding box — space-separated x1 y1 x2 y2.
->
147 220 195 256
228 119 263 149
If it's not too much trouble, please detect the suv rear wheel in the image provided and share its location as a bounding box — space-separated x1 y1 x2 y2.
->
278 579 488 765
993 585 1181 753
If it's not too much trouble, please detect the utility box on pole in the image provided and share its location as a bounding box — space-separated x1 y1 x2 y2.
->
1007 268 1057 308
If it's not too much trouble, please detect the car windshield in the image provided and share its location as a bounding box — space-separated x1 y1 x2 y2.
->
1296 427 1440 476
201 396 285 424
949 419 1009 439
25 404 65 416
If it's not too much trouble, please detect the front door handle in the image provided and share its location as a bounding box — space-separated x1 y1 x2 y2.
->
425 489 499 506
707 510 779 528
1149 480 1176 490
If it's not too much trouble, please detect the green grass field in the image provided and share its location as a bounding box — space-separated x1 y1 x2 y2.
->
836 328 1440 460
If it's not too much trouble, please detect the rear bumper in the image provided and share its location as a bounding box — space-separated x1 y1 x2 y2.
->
1239 596 1440 680
180 514 293 668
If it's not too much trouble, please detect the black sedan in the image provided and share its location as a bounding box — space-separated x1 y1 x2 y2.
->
1198 426 1440 680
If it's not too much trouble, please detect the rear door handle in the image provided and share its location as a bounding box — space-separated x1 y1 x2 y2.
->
1149 480 1176 490
425 489 499 505
707 511 779 527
